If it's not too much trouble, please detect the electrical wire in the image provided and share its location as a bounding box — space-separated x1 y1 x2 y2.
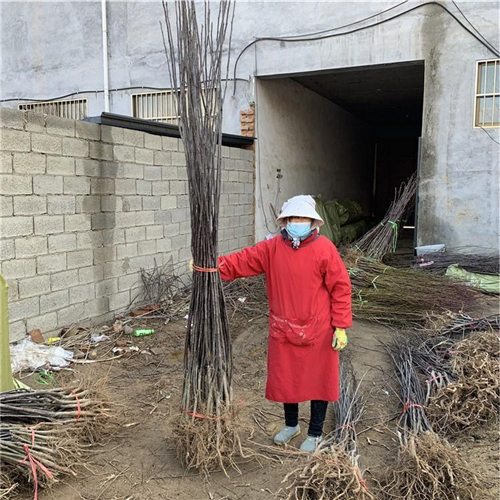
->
480 127 500 146
232 1 500 95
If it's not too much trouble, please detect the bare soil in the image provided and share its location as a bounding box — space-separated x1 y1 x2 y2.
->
16 312 499 500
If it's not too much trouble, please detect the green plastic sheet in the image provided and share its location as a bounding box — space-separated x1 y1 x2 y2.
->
335 200 364 226
445 264 500 295
315 198 342 245
340 220 369 245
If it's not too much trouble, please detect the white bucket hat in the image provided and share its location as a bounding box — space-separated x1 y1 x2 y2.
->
276 195 324 228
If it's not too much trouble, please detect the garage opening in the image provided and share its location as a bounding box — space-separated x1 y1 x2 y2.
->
256 61 424 256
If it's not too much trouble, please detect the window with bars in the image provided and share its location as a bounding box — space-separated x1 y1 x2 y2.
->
132 91 180 125
19 99 88 120
475 59 500 128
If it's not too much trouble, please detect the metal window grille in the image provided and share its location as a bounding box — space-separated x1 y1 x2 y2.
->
132 91 180 125
18 99 88 120
475 59 500 128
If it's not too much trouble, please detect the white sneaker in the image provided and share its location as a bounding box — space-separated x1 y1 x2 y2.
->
299 435 323 453
273 425 301 445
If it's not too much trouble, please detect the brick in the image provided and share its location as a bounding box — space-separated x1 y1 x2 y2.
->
1 259 36 279
19 275 50 298
144 133 162 150
162 136 178 151
85 297 109 317
31 133 61 155
63 137 89 157
46 115 76 136
101 196 122 212
152 181 169 196
77 231 103 249
48 195 75 215
177 195 189 208
171 234 188 250
46 156 75 176
50 269 79 291
78 265 103 284
57 303 85 327
154 150 171 166
135 211 154 226
95 278 118 297
144 166 162 181
76 121 100 141
115 212 136 228
37 253 67 274
161 196 177 210
142 196 160 210
136 180 151 195
171 208 189 223
90 141 113 161
228 171 239 182
134 148 153 164
101 161 123 178
118 273 140 292
75 158 101 177
7 280 19 301
48 233 77 253
123 163 143 179
91 178 115 195
0 175 32 195
138 240 156 256
102 228 125 245
176 166 188 180
0 196 13 216
0 152 13 173
15 236 47 258
13 153 46 174
101 125 124 144
109 290 130 311
122 196 142 212
170 180 187 195
9 320 27 342
0 129 30 152
179 220 191 235
171 152 186 166
24 112 46 133
40 290 69 313
117 243 137 260
0 217 33 238
115 179 136 195
156 238 172 253
114 145 134 162
154 211 170 225
76 195 101 214
13 196 46 215
0 107 25 130
64 177 90 195
64 214 91 232
27 312 58 333
69 283 95 304
67 249 93 269
93 246 116 263
125 227 145 243
34 215 64 235
146 225 163 240
91 212 115 230
9 297 39 322
123 129 144 147
33 175 63 195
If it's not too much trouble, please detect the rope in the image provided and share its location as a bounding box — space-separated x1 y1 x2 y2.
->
380 220 400 252
401 398 424 415
192 264 219 273
19 428 54 500
371 276 379 290
72 391 82 422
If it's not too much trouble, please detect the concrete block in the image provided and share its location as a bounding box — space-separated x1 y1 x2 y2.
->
103 260 129 279
171 234 188 250
24 112 46 133
114 145 134 162
123 163 143 179
0 129 30 152
46 115 76 137
64 214 91 232
91 212 115 230
179 220 191 235
142 196 160 210
245 183 253 194
109 290 130 311
0 107 25 130
134 147 153 164
79 265 103 284
125 226 145 243
102 161 123 178
161 166 177 180
90 178 115 195
90 141 113 161
9 296 39 322
136 180 152 196
50 269 79 291
169 180 187 195
0 217 33 238
135 211 154 226
85 297 109 317
77 231 103 250
123 128 144 147
67 249 93 269
19 275 51 298
118 273 140 292
13 152 46 174
64 176 91 195
7 280 19 302
138 240 156 256
146 225 163 240
1 174 32 195
75 158 101 177
37 253 67 274
47 155 75 176
0 196 12 216
115 179 135 195
47 195 75 215
0 152 13 173
101 125 124 144
162 136 179 151
57 303 86 328
34 215 64 236
15 236 47 258
0 239 15 261
48 233 77 253
102 228 125 245
34 175 63 195
177 195 190 208
76 195 101 214
144 133 162 150
95 278 118 298
117 243 138 260
31 133 62 155
76 121 100 141
101 195 123 212
156 238 172 253
178 246 192 262
93 246 116 264
154 150 171 166
27 312 59 334
176 166 188 180
144 166 162 181
152 181 169 196
69 283 95 304
115 212 136 228
154 210 171 225
228 194 239 204
171 208 189 223
13 196 46 215
1 259 37 279
9 320 27 342
228 171 239 182
40 290 69 313
171 152 186 167
122 196 142 212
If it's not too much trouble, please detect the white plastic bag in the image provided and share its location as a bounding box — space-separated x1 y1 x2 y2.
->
10 338 74 373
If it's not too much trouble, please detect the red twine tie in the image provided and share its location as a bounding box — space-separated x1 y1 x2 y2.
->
19 428 54 500
192 264 219 273
401 398 424 415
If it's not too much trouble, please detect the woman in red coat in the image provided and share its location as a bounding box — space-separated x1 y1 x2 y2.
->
218 195 352 452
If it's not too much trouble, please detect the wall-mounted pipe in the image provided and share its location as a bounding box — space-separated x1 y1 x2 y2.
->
101 0 110 112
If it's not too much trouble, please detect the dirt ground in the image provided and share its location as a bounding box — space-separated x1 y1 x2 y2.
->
16 309 500 500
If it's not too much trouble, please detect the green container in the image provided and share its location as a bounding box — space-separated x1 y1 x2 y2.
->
133 329 155 337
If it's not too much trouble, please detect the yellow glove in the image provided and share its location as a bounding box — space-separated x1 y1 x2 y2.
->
189 259 194 272
332 328 348 351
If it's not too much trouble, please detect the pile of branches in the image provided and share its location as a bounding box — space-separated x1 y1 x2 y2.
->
433 312 500 336
414 251 499 275
223 275 268 320
379 341 481 500
282 362 374 500
343 252 478 326
354 173 416 260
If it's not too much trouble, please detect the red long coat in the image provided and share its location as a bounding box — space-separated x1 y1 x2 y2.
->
218 232 352 403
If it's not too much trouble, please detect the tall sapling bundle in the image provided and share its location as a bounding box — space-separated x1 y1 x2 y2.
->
162 0 246 473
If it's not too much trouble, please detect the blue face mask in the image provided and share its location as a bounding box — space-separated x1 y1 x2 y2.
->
286 222 312 239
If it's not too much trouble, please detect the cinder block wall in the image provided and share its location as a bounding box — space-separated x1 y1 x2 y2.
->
0 108 254 342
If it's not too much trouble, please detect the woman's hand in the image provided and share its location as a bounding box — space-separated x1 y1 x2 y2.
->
332 328 348 351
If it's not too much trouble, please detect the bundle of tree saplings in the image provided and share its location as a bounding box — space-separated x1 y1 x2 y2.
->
283 363 374 500
343 251 478 327
379 341 481 500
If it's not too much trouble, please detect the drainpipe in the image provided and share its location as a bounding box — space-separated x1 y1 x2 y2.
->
101 0 110 112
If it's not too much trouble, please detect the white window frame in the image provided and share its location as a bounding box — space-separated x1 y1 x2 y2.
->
473 58 500 129
18 98 88 120
131 90 180 125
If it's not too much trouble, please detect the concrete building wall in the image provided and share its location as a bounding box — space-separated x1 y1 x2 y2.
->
0 108 254 342
255 78 375 240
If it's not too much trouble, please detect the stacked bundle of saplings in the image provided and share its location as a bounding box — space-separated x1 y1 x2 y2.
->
0 376 111 499
283 363 374 500
379 341 481 500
